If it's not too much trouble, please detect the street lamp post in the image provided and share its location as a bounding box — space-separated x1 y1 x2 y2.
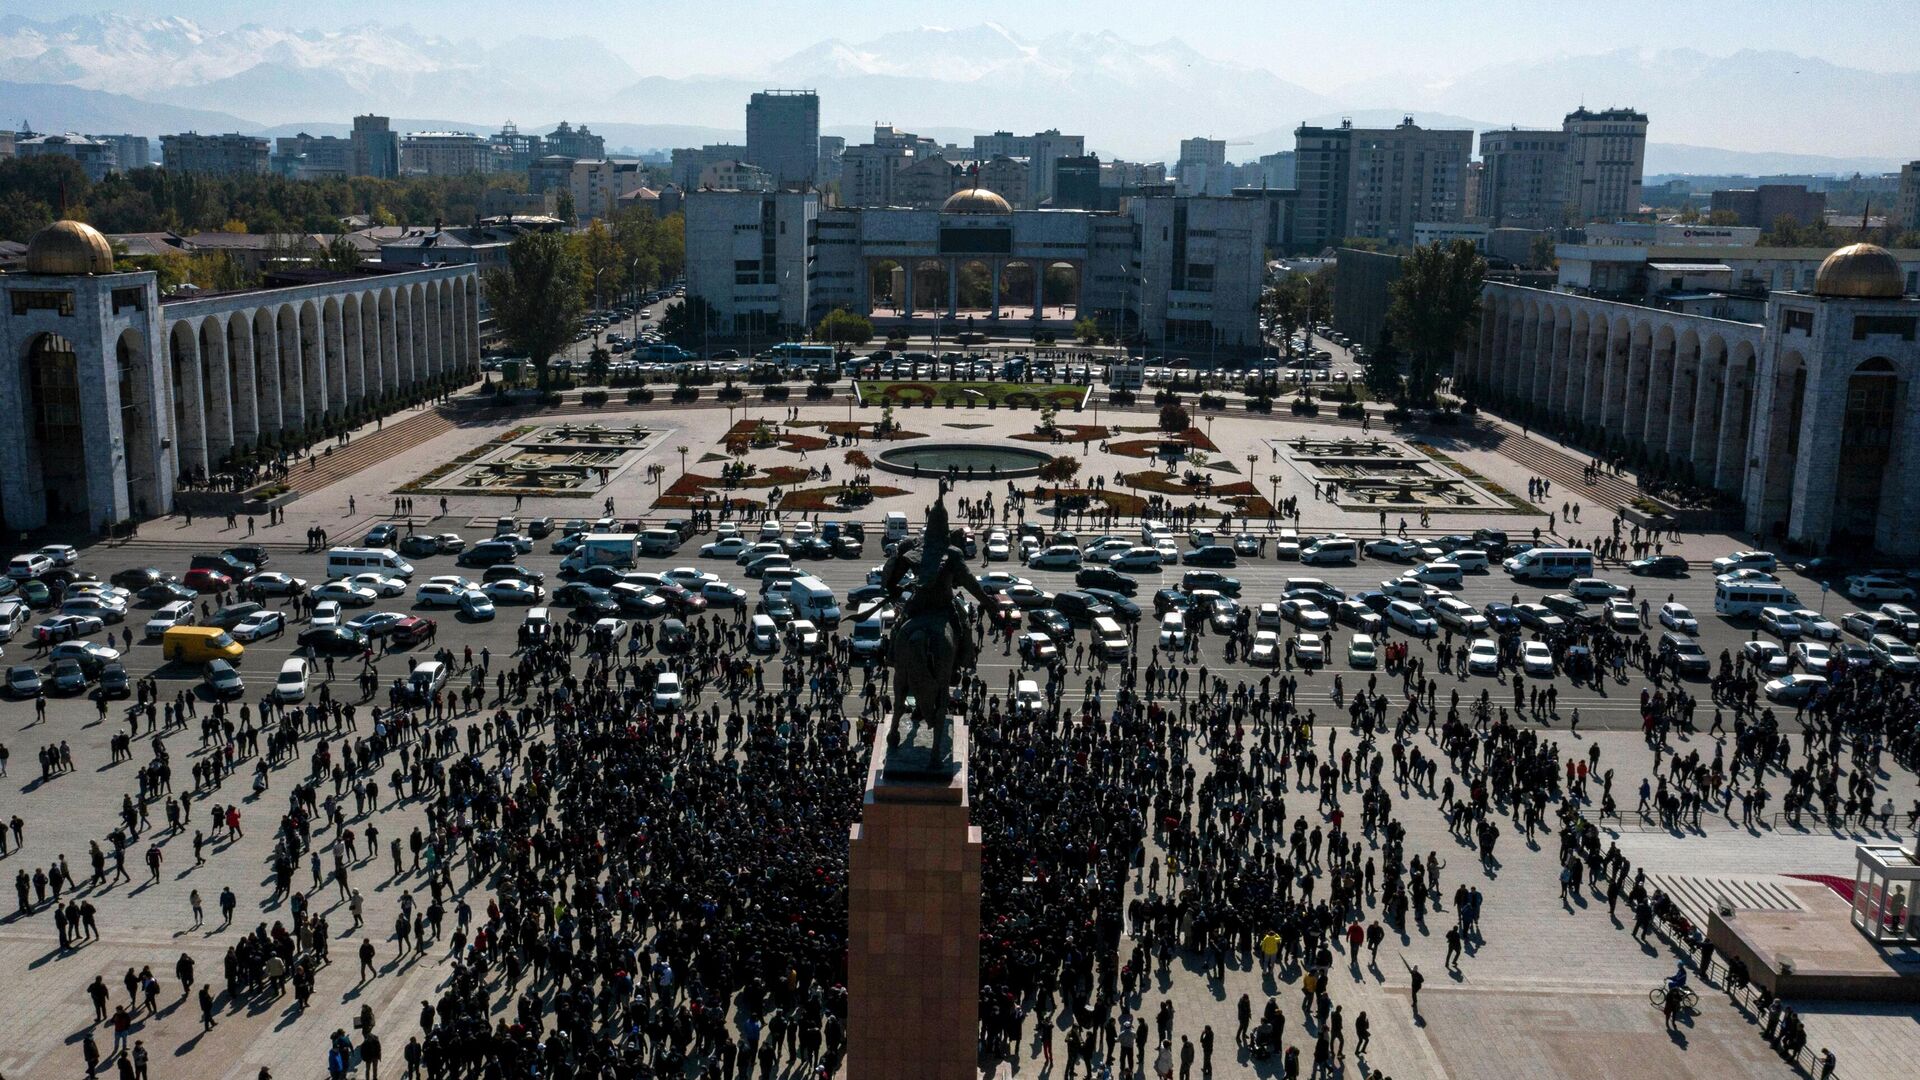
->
1269 475 1280 531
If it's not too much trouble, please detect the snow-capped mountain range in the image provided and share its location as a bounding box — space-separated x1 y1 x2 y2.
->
0 15 1912 172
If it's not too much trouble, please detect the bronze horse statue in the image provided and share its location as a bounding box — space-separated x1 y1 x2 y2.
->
875 492 987 776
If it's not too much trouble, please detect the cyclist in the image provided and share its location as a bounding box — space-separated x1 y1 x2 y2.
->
1666 961 1689 991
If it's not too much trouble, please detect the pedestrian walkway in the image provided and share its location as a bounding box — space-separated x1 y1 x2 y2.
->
1490 429 1642 508
281 409 455 496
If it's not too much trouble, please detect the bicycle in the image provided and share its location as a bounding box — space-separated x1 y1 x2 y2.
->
1650 984 1698 1012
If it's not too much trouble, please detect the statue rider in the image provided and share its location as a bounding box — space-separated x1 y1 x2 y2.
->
876 492 987 674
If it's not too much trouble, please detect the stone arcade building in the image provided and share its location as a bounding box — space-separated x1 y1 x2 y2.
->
0 220 481 533
1460 243 1920 556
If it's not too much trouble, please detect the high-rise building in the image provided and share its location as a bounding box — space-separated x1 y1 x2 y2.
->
351 115 399 178
1477 128 1571 229
972 129 1084 204
399 132 494 176
1175 138 1232 197
273 132 353 180
1562 106 1647 222
745 90 820 188
1257 151 1297 190
1052 155 1103 210
1896 162 1920 232
545 122 604 160
489 122 544 173
93 135 149 172
15 133 116 181
696 160 775 193
1291 119 1471 250
1179 138 1228 169
160 132 269 177
836 126 940 208
1291 123 1353 251
817 136 845 184
1710 185 1827 228
670 144 748 191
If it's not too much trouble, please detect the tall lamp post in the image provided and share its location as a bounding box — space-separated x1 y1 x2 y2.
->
1269 475 1281 531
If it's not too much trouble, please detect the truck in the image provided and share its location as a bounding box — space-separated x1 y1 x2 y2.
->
560 533 639 575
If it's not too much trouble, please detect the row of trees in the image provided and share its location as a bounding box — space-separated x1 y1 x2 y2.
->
0 154 536 242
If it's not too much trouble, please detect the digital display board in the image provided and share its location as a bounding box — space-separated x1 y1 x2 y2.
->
939 227 1012 255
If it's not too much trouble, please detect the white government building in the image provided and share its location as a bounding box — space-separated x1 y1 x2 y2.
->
1462 242 1920 556
0 220 480 532
684 184 1268 357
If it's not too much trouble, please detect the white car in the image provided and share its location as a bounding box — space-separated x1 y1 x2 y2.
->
35 544 79 567
1249 630 1280 666
787 619 823 653
1018 631 1058 663
424 575 480 592
1847 575 1917 602
662 567 718 589
1083 539 1134 561
1158 612 1188 649
1109 547 1165 572
1279 598 1331 630
1347 634 1377 668
1658 603 1699 633
1027 545 1082 570
1712 550 1777 576
1789 609 1841 641
976 572 1031 594
1521 641 1556 677
309 580 377 606
1154 537 1181 564
1764 673 1827 704
1256 602 1284 630
1743 640 1792 675
1466 638 1501 675
1295 632 1325 665
246 572 308 596
1604 599 1641 632
482 579 544 604
1792 641 1833 671
143 600 195 638
652 672 683 711
415 582 469 607
984 532 1011 561
60 595 127 622
310 600 343 629
273 659 310 703
701 537 750 559
347 573 408 598
230 610 287 643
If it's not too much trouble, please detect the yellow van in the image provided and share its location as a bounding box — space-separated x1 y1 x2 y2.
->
163 625 245 664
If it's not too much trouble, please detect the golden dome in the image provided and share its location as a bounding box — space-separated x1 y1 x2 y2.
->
942 185 1011 214
1812 242 1904 299
24 220 115 275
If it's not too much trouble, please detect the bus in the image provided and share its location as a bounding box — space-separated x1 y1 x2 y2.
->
765 343 836 369
1714 580 1800 618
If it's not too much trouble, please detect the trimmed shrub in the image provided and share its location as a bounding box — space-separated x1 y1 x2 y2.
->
1289 399 1319 416
671 387 700 403
1336 402 1365 419
626 387 654 404
581 390 609 407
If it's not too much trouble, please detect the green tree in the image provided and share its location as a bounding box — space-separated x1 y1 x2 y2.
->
1261 275 1309 360
1362 326 1403 399
316 234 364 272
555 189 578 227
1158 401 1191 434
1386 240 1485 404
1074 316 1101 345
659 296 714 349
482 232 584 392
815 307 874 345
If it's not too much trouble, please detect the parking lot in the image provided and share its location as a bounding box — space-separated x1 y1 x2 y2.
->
0 517 1883 733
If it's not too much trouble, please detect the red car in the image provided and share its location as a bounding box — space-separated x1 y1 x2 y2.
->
184 568 232 594
389 615 435 647
653 583 707 614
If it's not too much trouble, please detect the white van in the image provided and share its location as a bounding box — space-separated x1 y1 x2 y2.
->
0 600 26 641
1503 547 1593 582
749 614 779 653
787 574 842 626
849 609 895 659
1411 561 1464 588
273 657 310 703
1715 580 1800 617
326 547 416 580
1300 537 1358 566
638 529 683 556
1092 615 1129 660
883 512 910 548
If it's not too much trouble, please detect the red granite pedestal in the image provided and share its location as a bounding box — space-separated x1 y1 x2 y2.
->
846 715 982 1080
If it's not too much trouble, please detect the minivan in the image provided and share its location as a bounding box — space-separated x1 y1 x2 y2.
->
638 529 683 556
1091 615 1130 660
162 625 244 664
1503 547 1594 582
325 547 416 579
1299 537 1358 566
1447 549 1490 572
1759 606 1803 639
1387 600 1438 637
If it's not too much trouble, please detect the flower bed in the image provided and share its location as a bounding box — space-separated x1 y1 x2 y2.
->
858 380 1087 409
1012 424 1108 445
779 484 910 512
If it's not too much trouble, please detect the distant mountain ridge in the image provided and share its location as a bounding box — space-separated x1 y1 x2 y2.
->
1 15 1913 171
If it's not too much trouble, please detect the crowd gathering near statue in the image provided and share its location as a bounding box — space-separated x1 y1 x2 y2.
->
11 496 1898 1080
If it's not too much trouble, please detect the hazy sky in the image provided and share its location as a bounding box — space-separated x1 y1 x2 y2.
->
46 0 1920 82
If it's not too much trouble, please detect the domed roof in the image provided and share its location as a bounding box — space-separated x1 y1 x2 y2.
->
1812 242 1904 299
942 185 1011 214
24 220 114 275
